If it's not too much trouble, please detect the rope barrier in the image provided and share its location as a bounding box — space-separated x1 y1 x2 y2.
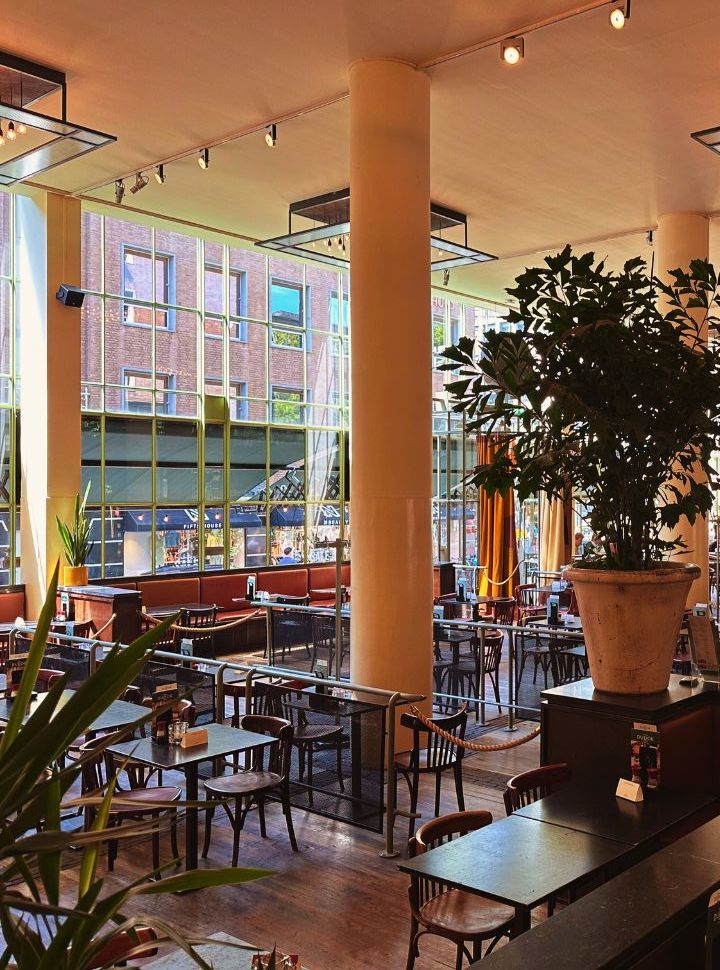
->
138 608 264 635
409 704 541 751
90 613 116 641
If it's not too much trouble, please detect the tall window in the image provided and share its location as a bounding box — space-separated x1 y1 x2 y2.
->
81 211 349 577
0 191 18 585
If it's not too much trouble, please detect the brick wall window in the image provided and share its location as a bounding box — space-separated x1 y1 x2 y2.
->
123 246 175 328
122 368 175 415
205 263 248 340
205 377 249 421
271 385 304 425
270 279 310 350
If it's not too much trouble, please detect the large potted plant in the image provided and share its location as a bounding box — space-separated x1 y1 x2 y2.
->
56 482 94 587
441 247 720 694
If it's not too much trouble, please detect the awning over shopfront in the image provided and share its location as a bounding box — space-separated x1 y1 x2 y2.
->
121 508 264 532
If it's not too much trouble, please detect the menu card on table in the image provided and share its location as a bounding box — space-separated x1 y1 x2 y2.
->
150 682 179 743
5 652 30 701
631 721 660 790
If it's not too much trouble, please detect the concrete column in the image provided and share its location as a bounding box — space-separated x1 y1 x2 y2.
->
348 59 433 717
655 212 710 605
16 191 81 615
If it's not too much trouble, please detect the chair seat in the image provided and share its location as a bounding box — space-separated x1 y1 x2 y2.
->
204 770 282 797
420 888 515 938
79 786 181 817
294 723 343 743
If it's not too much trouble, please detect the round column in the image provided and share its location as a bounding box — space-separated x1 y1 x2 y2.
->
655 213 710 605
348 60 433 714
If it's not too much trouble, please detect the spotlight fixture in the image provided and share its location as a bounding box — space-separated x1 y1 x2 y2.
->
129 171 148 194
114 179 125 204
501 37 524 65
0 125 4 147
443 268 451 287
265 124 277 148
6 122 16 142
154 164 165 184
609 0 630 29
16 122 26 135
646 229 653 246
198 147 210 169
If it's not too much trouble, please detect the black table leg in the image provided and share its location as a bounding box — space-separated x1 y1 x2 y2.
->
351 711 362 801
185 763 199 870
513 906 531 936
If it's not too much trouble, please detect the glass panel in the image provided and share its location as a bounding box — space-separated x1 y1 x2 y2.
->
270 385 305 425
203 242 224 314
104 297 152 405
204 507 225 570
269 504 305 565
229 504 267 569
230 321 266 420
0 509 10 585
154 228 198 310
307 504 341 562
104 507 152 578
104 417 152 502
229 245 267 322
0 192 10 278
230 425 266 500
156 420 198 503
81 415 102 503
0 279 12 375
204 424 225 503
155 507 199 572
85 507 103 580
81 209 102 293
80 294 102 389
155 308 199 398
307 431 340 501
307 331 340 410
269 428 305 500
104 218 152 298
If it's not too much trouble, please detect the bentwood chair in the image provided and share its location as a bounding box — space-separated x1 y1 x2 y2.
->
203 714 298 861
79 736 181 874
453 630 504 721
514 584 546 624
503 763 572 815
36 668 63 692
395 706 468 839
310 611 349 674
406 811 516 969
179 605 218 659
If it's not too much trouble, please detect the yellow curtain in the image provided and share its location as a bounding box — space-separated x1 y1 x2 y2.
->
477 435 519 598
539 488 573 573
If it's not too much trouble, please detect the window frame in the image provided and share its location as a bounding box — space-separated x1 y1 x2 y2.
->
121 244 177 331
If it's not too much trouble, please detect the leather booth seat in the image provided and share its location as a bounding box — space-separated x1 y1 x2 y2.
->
308 563 351 605
0 589 25 623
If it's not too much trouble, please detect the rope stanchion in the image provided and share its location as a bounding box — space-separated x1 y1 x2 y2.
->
89 612 116 641
410 704 540 752
138 608 263 636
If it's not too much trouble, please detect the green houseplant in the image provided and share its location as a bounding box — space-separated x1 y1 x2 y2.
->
0 562 269 968
56 482 94 587
441 247 720 693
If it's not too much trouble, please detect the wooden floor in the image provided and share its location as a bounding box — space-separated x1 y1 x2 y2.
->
52 718 540 970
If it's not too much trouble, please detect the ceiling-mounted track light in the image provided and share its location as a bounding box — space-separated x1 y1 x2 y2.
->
265 124 277 148
154 164 165 184
114 179 125 204
501 37 524 65
16 122 26 135
130 171 148 194
6 122 16 142
0 125 4 148
609 0 631 29
198 148 210 169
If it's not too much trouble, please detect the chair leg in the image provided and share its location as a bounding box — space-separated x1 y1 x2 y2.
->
336 738 345 792
170 809 180 864
307 744 314 808
408 772 420 839
257 796 267 839
151 816 160 875
454 761 465 812
231 798 242 867
202 797 215 859
472 939 482 961
455 944 464 970
405 919 419 970
434 770 442 819
282 784 299 852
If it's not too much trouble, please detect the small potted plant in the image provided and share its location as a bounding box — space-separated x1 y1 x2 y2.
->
56 482 94 587
441 247 720 694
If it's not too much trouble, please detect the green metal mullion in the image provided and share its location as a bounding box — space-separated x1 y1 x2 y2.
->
8 194 15 584
302 263 309 564
197 237 206 573
461 411 467 564
264 255 271 565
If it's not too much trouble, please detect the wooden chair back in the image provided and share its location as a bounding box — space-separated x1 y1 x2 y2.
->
180 606 218 627
409 810 493 909
239 713 293 781
482 630 504 672
488 597 516 625
400 706 468 772
36 668 63 692
503 762 572 815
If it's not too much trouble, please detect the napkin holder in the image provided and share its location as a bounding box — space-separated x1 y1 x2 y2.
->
616 778 643 803
180 727 208 749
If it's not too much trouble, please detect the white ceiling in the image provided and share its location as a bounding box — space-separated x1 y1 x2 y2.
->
3 0 720 301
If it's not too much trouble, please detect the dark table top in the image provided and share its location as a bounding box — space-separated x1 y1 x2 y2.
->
541 673 708 719
146 603 214 618
398 813 631 910
515 784 716 846
224 674 390 714
107 722 275 769
0 690 146 733
475 840 720 969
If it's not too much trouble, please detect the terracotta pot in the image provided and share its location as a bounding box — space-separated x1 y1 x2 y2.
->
62 565 88 588
563 563 701 695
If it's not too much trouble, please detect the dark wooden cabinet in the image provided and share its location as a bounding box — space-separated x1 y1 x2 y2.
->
57 585 141 644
